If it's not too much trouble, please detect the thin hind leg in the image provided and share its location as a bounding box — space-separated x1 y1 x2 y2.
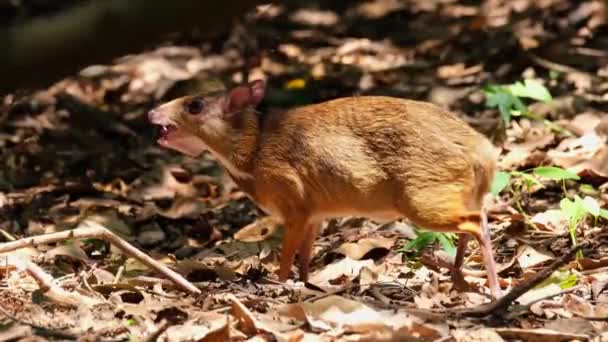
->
458 211 502 298
297 222 319 282
454 234 471 269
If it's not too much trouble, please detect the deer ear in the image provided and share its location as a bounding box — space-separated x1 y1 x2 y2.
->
223 79 266 114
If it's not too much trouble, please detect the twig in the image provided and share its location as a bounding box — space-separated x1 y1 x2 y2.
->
143 319 171 342
526 51 595 77
24 260 101 307
0 221 200 294
451 243 584 317
392 244 583 320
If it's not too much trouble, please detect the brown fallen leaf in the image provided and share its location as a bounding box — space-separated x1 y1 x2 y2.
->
530 209 568 232
516 283 563 307
154 197 207 219
197 321 230 342
300 295 386 331
453 328 504 342
42 243 92 264
562 294 594 317
234 216 280 242
578 257 608 271
548 131 605 173
437 63 483 79
495 328 590 342
544 317 595 337
229 294 258 335
517 245 555 270
334 237 393 260
309 257 376 287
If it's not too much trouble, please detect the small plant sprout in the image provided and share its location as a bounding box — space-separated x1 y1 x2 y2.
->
560 195 608 259
483 79 571 135
490 166 581 229
491 166 580 197
398 228 457 259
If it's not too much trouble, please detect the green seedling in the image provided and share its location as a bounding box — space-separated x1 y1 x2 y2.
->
484 79 571 135
491 166 580 197
559 195 608 259
398 229 457 258
537 268 578 290
491 166 581 229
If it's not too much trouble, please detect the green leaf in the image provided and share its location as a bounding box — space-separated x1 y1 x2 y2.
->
560 196 587 227
491 171 511 197
558 272 579 289
579 183 599 196
436 233 456 258
582 196 600 217
512 171 543 191
485 90 517 126
599 208 608 220
533 166 580 181
538 269 578 290
399 232 437 254
508 79 552 102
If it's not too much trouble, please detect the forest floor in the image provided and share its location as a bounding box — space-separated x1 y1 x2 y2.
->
1 0 608 341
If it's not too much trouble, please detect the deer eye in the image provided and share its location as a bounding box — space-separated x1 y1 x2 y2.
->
185 98 205 115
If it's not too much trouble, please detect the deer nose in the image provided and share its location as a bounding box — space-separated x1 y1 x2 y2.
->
147 109 159 122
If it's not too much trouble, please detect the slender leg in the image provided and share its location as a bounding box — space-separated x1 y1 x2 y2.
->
278 220 308 282
454 234 471 269
458 212 502 299
297 223 319 282
478 210 502 298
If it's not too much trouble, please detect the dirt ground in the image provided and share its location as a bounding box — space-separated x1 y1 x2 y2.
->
1 0 608 341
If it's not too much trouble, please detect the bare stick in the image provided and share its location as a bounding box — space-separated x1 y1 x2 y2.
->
453 243 583 317
143 319 171 342
0 221 200 294
24 260 101 307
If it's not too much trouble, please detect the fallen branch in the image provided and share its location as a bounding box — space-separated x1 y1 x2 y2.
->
25 260 101 307
0 221 201 294
453 243 584 317
398 244 584 320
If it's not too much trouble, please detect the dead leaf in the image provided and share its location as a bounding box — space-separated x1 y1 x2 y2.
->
334 237 393 260
517 245 554 270
516 283 562 306
437 63 483 79
197 321 230 342
548 132 605 173
562 294 594 317
578 257 608 271
495 328 590 342
229 294 258 335
42 243 91 263
453 328 504 342
83 210 133 239
300 295 385 331
309 257 375 286
544 317 595 336
234 216 280 242
530 209 567 232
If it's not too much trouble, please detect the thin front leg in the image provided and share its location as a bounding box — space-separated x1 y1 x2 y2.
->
454 234 471 269
297 222 319 282
278 220 308 282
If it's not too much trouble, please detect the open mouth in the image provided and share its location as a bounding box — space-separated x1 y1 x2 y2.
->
159 125 177 141
153 124 207 158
